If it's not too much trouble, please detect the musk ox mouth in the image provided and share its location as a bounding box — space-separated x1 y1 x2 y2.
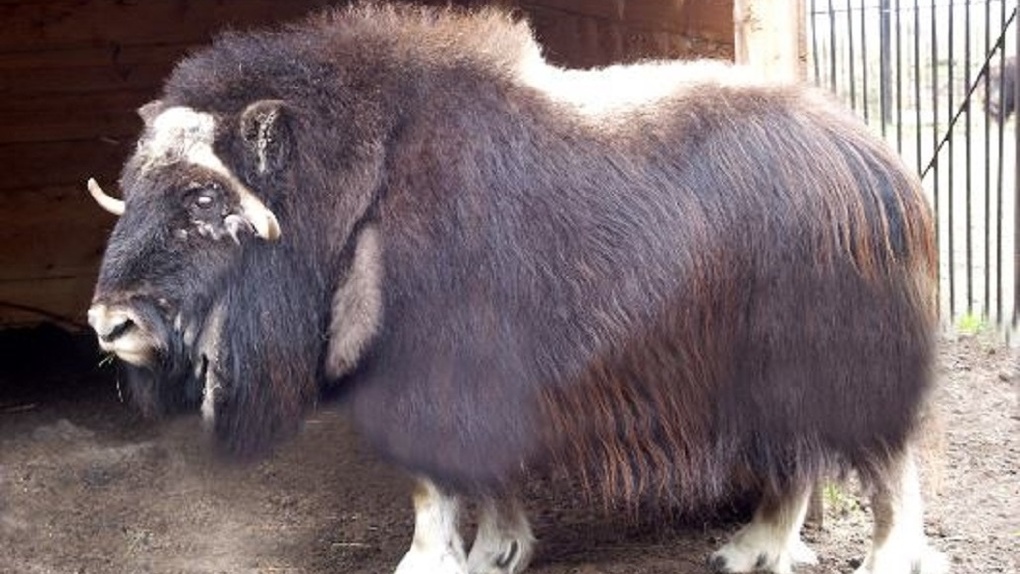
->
89 297 220 418
88 302 163 366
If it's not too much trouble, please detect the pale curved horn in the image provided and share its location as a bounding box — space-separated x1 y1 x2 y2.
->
87 178 125 216
237 191 281 241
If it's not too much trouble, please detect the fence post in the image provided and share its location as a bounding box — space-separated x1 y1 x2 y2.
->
733 0 807 82
879 0 892 125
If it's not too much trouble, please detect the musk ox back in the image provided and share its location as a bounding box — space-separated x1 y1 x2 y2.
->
86 5 947 574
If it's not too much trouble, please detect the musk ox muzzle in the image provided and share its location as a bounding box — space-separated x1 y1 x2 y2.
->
88 301 149 365
87 294 186 369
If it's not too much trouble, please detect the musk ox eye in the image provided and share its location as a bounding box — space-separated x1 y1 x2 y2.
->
184 185 222 214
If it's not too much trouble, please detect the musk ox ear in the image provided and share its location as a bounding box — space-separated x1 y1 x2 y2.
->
137 100 165 126
239 99 291 175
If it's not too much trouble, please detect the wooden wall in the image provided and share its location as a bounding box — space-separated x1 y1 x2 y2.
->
0 0 733 329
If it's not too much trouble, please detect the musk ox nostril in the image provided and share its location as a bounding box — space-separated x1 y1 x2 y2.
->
87 305 136 343
102 318 135 343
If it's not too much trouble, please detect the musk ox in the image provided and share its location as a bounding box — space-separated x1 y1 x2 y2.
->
86 5 948 574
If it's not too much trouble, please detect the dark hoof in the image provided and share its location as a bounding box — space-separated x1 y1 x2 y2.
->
495 541 519 570
708 554 731 573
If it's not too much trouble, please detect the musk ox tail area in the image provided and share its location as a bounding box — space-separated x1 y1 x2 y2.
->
534 91 938 510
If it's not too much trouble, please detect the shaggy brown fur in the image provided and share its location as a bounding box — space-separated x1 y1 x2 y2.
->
92 4 937 514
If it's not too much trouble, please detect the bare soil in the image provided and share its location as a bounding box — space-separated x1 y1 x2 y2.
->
1 328 1016 574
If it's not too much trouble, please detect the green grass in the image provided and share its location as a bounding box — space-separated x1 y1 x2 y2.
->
956 312 988 335
821 483 859 515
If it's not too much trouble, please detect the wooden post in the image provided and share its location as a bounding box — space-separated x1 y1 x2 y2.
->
733 0 807 82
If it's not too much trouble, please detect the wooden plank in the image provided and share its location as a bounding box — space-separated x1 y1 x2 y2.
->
0 139 131 192
0 43 188 70
0 274 96 328
0 62 171 96
520 0 685 31
526 5 722 68
0 185 114 282
0 0 339 54
0 90 149 144
521 0 733 43
683 0 735 43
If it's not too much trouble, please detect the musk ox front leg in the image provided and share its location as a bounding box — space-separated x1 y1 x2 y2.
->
395 479 469 574
710 484 817 574
854 448 948 574
466 496 535 574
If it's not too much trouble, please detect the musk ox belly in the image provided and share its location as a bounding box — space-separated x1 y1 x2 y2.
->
346 208 935 502
516 254 935 507
348 310 546 492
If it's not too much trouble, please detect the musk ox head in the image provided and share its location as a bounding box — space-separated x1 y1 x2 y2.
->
89 102 283 364
87 98 325 454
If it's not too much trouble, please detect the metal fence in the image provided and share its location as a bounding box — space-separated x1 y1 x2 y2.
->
807 0 1019 340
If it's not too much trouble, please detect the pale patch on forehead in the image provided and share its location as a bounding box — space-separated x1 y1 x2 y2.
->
139 106 233 179
138 105 282 241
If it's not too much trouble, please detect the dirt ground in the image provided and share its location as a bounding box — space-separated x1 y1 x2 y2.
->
0 328 1017 574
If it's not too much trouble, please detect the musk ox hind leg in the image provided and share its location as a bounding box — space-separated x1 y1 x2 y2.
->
854 448 948 574
466 496 535 574
395 479 469 574
709 484 817 574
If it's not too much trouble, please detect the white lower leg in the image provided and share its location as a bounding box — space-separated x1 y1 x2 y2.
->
394 479 468 574
855 450 948 574
710 484 818 574
467 497 535 574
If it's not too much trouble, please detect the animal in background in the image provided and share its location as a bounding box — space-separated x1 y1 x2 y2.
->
986 55 1016 121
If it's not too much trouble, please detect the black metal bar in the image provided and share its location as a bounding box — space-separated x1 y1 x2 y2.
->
983 0 993 322
961 0 973 315
829 0 838 94
847 0 857 110
1013 0 1019 331
811 0 821 85
894 0 903 153
996 2 1008 324
930 0 949 316
880 0 892 133
914 0 922 175
860 0 871 124
947 0 957 317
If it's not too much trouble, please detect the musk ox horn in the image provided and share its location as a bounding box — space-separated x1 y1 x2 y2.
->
86 178 125 216
237 191 281 241
137 100 165 126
